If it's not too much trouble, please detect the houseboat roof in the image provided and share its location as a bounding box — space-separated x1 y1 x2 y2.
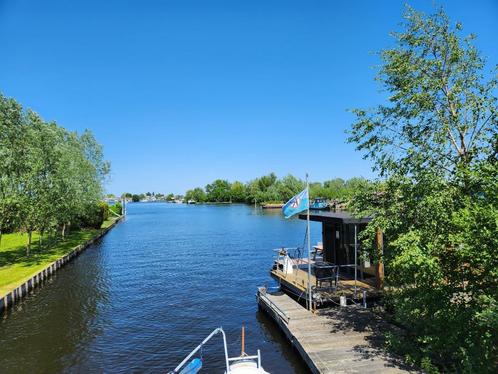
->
298 211 371 224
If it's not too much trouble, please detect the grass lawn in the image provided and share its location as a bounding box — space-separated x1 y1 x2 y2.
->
0 217 118 296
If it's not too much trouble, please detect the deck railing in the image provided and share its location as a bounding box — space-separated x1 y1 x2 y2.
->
257 287 290 324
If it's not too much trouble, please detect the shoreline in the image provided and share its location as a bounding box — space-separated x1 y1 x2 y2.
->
0 215 124 314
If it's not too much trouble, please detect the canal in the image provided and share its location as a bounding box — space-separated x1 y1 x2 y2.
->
0 203 321 373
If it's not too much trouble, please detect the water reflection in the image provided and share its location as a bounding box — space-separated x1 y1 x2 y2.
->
0 203 317 373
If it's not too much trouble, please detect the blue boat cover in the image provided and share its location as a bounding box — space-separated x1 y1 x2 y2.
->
179 358 203 374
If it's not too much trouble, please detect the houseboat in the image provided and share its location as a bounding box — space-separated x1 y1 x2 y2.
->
270 211 384 308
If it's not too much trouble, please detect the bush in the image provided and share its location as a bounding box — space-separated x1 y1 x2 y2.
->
79 202 108 229
99 202 110 222
109 202 122 216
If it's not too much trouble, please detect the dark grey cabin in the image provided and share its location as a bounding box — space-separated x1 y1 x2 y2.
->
298 211 383 285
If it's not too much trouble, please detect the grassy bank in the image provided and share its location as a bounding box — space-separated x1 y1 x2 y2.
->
0 217 118 296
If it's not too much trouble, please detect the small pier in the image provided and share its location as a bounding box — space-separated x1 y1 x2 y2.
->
257 287 418 373
261 203 285 209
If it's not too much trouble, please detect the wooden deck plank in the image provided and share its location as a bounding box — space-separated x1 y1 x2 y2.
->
258 289 420 374
270 267 383 305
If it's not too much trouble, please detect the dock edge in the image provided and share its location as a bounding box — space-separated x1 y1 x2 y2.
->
256 286 320 374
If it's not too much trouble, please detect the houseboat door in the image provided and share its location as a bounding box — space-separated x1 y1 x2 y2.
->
322 223 341 264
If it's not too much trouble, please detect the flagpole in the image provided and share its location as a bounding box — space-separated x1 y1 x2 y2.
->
306 173 312 311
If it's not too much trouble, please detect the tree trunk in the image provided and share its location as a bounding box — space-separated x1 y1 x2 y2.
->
39 230 44 249
26 231 32 256
375 228 384 289
0 229 2 249
62 223 66 239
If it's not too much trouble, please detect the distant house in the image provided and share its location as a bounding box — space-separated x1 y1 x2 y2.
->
103 197 118 205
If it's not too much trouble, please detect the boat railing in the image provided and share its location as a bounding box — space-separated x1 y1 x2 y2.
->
169 327 230 373
227 351 262 368
227 354 259 361
273 247 304 276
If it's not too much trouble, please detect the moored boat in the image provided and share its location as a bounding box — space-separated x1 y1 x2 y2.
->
169 327 269 374
310 197 329 210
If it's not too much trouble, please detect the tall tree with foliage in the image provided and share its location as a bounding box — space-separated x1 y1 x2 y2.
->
230 181 246 202
0 95 25 246
349 6 497 372
276 174 305 201
0 94 110 253
185 187 206 203
205 179 231 202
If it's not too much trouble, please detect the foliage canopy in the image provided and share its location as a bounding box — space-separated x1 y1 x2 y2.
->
348 6 497 372
184 174 369 204
0 94 109 253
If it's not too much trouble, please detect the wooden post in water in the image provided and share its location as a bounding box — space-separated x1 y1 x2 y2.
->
241 324 245 356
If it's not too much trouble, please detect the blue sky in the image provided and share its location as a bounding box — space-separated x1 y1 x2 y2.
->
1 1 497 195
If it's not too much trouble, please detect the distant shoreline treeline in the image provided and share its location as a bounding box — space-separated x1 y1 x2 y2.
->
0 94 110 253
183 173 371 204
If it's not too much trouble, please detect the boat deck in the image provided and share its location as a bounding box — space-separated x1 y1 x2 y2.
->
270 265 382 306
257 288 419 373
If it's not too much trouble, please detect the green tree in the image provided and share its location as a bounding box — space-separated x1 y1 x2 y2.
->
277 174 305 201
185 187 206 203
25 113 60 249
348 6 497 372
131 194 140 202
0 95 25 246
230 181 246 202
309 182 324 199
245 178 262 204
343 177 369 199
0 94 109 252
257 172 277 191
205 179 231 202
323 178 346 199
247 173 280 203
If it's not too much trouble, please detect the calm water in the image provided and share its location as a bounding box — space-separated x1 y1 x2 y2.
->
0 203 321 373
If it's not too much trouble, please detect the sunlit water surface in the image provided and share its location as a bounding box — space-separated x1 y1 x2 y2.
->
0 203 321 373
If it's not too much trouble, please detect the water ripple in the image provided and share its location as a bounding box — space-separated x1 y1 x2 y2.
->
0 203 317 373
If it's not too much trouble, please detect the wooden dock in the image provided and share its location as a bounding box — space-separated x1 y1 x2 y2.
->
261 203 285 209
257 287 419 373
